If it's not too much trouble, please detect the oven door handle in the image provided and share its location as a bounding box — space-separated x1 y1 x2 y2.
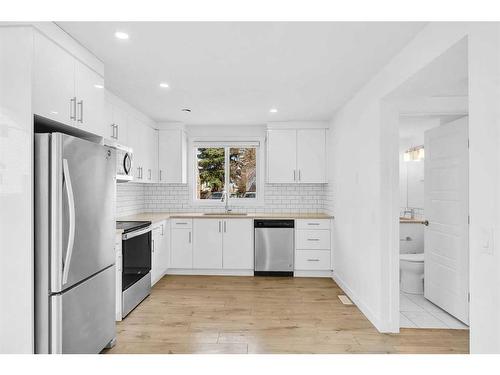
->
122 225 152 240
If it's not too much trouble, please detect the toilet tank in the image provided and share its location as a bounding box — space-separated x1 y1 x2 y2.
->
399 223 424 254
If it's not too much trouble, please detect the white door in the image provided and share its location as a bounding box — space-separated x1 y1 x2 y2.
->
267 130 297 183
74 61 105 137
424 117 469 324
223 219 253 269
33 32 75 126
170 229 193 268
297 129 327 183
193 219 223 269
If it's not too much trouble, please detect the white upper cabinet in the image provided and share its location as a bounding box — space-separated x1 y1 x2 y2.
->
33 32 75 126
267 129 297 183
128 118 158 183
296 129 327 183
267 124 327 184
104 98 129 145
74 62 105 136
158 128 188 184
33 32 105 137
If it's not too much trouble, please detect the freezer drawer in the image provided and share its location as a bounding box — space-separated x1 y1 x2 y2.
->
49 266 116 354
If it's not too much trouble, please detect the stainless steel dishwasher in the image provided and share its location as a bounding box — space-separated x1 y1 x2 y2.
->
254 219 294 276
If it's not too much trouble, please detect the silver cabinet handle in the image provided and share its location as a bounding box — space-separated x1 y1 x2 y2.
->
148 169 152 180
110 123 115 138
152 239 155 253
307 238 320 241
161 224 164 236
218 221 221 233
307 259 320 262
224 221 226 233
307 223 320 226
115 124 119 139
159 170 162 181
137 167 141 179
77 100 83 123
189 231 192 243
176 222 188 225
70 97 77 120
293 170 296 181
298 169 301 181
62 159 76 285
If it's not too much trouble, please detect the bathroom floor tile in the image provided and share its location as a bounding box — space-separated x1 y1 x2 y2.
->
429 310 469 330
402 311 447 329
399 313 417 328
399 294 424 312
404 293 442 313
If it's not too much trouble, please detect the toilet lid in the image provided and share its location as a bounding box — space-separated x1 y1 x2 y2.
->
400 253 424 262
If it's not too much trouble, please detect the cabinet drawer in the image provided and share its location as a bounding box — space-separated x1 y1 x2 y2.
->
296 219 330 230
171 218 193 229
296 230 330 249
295 250 331 270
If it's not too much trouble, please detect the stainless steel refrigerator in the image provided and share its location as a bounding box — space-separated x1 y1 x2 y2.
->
35 132 116 354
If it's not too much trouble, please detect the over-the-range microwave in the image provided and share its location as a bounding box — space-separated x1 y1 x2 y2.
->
104 139 133 182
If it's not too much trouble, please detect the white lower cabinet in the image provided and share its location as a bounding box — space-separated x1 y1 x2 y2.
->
295 219 332 272
170 220 193 268
172 218 253 272
223 219 253 269
151 220 169 285
193 219 223 269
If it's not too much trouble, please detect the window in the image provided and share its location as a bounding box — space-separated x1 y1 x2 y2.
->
195 144 258 201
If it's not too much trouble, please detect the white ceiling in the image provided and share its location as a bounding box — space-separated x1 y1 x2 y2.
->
58 22 426 124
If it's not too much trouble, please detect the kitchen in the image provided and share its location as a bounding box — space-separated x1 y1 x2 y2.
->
1 12 500 364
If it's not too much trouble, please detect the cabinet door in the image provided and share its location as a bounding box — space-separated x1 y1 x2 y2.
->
267 130 297 183
151 226 162 285
33 32 75 126
170 229 193 268
74 62 105 137
158 221 170 272
223 219 253 269
297 129 326 183
158 129 187 183
193 219 223 269
146 127 158 183
128 118 144 180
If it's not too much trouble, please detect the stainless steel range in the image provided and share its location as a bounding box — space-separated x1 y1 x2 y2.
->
116 221 152 317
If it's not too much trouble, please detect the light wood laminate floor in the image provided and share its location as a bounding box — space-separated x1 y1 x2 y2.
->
104 276 469 354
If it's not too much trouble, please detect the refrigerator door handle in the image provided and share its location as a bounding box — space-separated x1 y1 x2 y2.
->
62 158 76 285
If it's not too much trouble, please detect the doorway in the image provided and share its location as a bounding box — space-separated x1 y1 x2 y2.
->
383 37 471 331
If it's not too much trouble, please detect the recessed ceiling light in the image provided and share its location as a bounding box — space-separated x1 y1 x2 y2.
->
181 108 192 113
94 84 104 89
114 31 129 40
50 111 58 115
159 82 169 88
269 108 278 113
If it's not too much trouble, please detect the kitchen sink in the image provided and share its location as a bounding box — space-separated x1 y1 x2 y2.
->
203 212 248 216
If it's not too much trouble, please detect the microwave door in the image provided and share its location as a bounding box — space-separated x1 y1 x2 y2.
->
51 133 116 293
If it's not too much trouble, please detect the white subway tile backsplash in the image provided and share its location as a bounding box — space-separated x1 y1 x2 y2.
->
116 182 330 216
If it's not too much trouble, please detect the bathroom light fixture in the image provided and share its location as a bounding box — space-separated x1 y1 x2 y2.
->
269 108 278 113
159 82 169 88
403 145 425 161
114 31 129 40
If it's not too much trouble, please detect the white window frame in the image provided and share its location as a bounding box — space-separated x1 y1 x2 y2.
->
189 137 264 207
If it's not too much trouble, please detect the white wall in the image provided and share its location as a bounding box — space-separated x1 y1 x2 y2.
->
327 22 500 353
0 27 34 353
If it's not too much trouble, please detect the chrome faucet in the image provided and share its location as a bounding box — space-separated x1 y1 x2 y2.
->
221 190 232 213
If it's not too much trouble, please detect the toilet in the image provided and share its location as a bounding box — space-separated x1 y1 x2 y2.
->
400 253 424 294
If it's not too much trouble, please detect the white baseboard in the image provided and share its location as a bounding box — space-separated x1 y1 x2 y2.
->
332 271 387 332
166 269 254 276
294 270 333 278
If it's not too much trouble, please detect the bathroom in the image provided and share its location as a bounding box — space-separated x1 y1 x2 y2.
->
398 114 469 330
